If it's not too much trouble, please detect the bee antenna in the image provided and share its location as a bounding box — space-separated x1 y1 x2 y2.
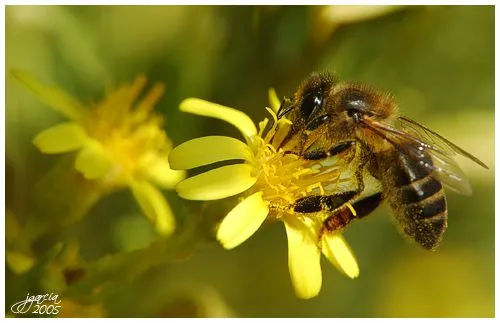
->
277 97 295 119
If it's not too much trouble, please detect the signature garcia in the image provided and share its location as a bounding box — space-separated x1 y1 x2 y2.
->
10 293 62 315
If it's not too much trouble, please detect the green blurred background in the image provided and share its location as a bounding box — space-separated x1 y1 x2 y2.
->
6 5 494 318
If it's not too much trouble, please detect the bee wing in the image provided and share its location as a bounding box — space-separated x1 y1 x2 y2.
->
397 116 489 169
420 145 472 195
363 118 479 195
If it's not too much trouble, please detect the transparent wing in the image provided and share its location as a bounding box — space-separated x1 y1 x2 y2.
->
397 116 488 169
362 118 483 195
421 146 472 195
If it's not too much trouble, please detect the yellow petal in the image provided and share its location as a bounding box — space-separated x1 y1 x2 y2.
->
216 192 269 249
169 136 254 170
6 251 35 275
99 75 147 120
321 233 359 279
176 164 257 200
283 216 323 299
140 154 186 189
148 163 186 189
11 70 87 121
74 140 112 179
129 180 175 236
136 82 165 113
180 98 257 140
268 88 281 113
322 5 401 25
33 122 89 154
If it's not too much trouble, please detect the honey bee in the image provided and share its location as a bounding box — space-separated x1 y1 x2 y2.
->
277 72 488 250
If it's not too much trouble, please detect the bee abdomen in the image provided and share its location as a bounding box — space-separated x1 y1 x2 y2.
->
403 211 447 250
399 175 443 204
392 152 433 187
399 182 448 250
387 152 448 250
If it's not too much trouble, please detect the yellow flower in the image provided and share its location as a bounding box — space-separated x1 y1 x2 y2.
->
169 89 359 299
12 70 185 236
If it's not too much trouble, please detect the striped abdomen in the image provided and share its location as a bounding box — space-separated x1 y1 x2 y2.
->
381 145 448 250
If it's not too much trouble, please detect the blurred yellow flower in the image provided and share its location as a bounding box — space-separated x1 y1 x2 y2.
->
169 89 359 299
12 71 185 236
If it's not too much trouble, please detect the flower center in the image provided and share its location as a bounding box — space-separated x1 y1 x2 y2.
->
249 110 353 219
97 118 170 175
84 78 171 180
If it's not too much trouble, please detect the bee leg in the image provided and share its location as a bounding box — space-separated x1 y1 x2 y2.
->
303 150 327 160
302 140 357 161
351 192 384 219
293 191 357 214
320 192 383 237
293 144 368 215
327 141 357 157
354 165 365 193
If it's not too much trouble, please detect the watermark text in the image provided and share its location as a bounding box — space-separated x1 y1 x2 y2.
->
11 293 62 315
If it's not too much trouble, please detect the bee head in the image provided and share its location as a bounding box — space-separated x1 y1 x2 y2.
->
331 84 399 148
337 85 398 125
277 72 335 134
277 73 398 151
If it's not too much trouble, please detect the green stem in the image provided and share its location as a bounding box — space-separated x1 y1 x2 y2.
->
63 213 212 303
23 155 106 250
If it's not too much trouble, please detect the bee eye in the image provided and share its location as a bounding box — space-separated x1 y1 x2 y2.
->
300 91 323 120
